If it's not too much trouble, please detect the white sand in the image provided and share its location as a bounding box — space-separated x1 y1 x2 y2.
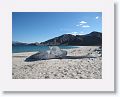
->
12 46 102 79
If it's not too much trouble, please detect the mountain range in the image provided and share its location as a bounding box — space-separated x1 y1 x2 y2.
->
13 31 102 46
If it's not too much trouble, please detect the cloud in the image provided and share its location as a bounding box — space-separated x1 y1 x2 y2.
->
67 31 85 36
76 21 91 28
68 32 78 36
76 25 79 26
72 32 85 35
80 24 83 25
80 21 87 24
78 34 84 35
72 32 78 35
82 25 90 28
76 21 87 27
96 16 99 19
78 31 85 35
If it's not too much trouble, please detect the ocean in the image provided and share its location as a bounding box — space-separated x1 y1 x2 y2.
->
12 45 79 53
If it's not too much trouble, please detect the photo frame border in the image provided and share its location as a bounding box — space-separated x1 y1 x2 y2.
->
0 0 114 91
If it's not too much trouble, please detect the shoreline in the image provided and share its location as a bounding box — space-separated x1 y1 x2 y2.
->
12 46 99 54
12 46 102 79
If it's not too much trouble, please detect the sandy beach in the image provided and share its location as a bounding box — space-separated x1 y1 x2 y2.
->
12 46 102 79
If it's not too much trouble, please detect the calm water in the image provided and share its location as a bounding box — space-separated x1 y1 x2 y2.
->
12 45 79 53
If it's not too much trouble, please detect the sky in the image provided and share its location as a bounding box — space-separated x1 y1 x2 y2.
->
12 12 102 43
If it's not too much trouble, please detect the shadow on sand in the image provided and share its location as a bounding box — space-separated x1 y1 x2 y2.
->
25 55 96 62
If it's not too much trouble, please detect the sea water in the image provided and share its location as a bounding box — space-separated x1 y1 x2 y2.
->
12 45 78 53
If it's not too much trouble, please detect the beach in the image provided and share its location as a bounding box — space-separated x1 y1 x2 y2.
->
12 46 102 79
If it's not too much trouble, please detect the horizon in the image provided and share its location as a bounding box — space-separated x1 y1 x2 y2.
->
12 12 102 43
12 31 102 43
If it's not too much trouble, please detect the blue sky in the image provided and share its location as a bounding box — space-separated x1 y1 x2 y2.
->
12 12 102 43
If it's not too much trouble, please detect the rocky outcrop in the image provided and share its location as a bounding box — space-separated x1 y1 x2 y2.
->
25 46 67 61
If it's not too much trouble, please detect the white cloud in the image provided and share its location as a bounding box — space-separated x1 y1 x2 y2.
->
96 16 99 19
80 21 87 24
82 25 90 28
80 24 83 25
78 33 84 35
76 25 79 26
67 31 85 36
76 21 88 27
72 32 78 34
78 31 85 35
69 32 78 36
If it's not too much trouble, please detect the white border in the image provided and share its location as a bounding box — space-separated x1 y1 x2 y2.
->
0 0 114 91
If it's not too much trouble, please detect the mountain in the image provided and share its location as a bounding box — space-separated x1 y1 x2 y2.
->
39 31 102 46
13 31 102 46
12 41 28 46
28 42 40 46
12 41 41 46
